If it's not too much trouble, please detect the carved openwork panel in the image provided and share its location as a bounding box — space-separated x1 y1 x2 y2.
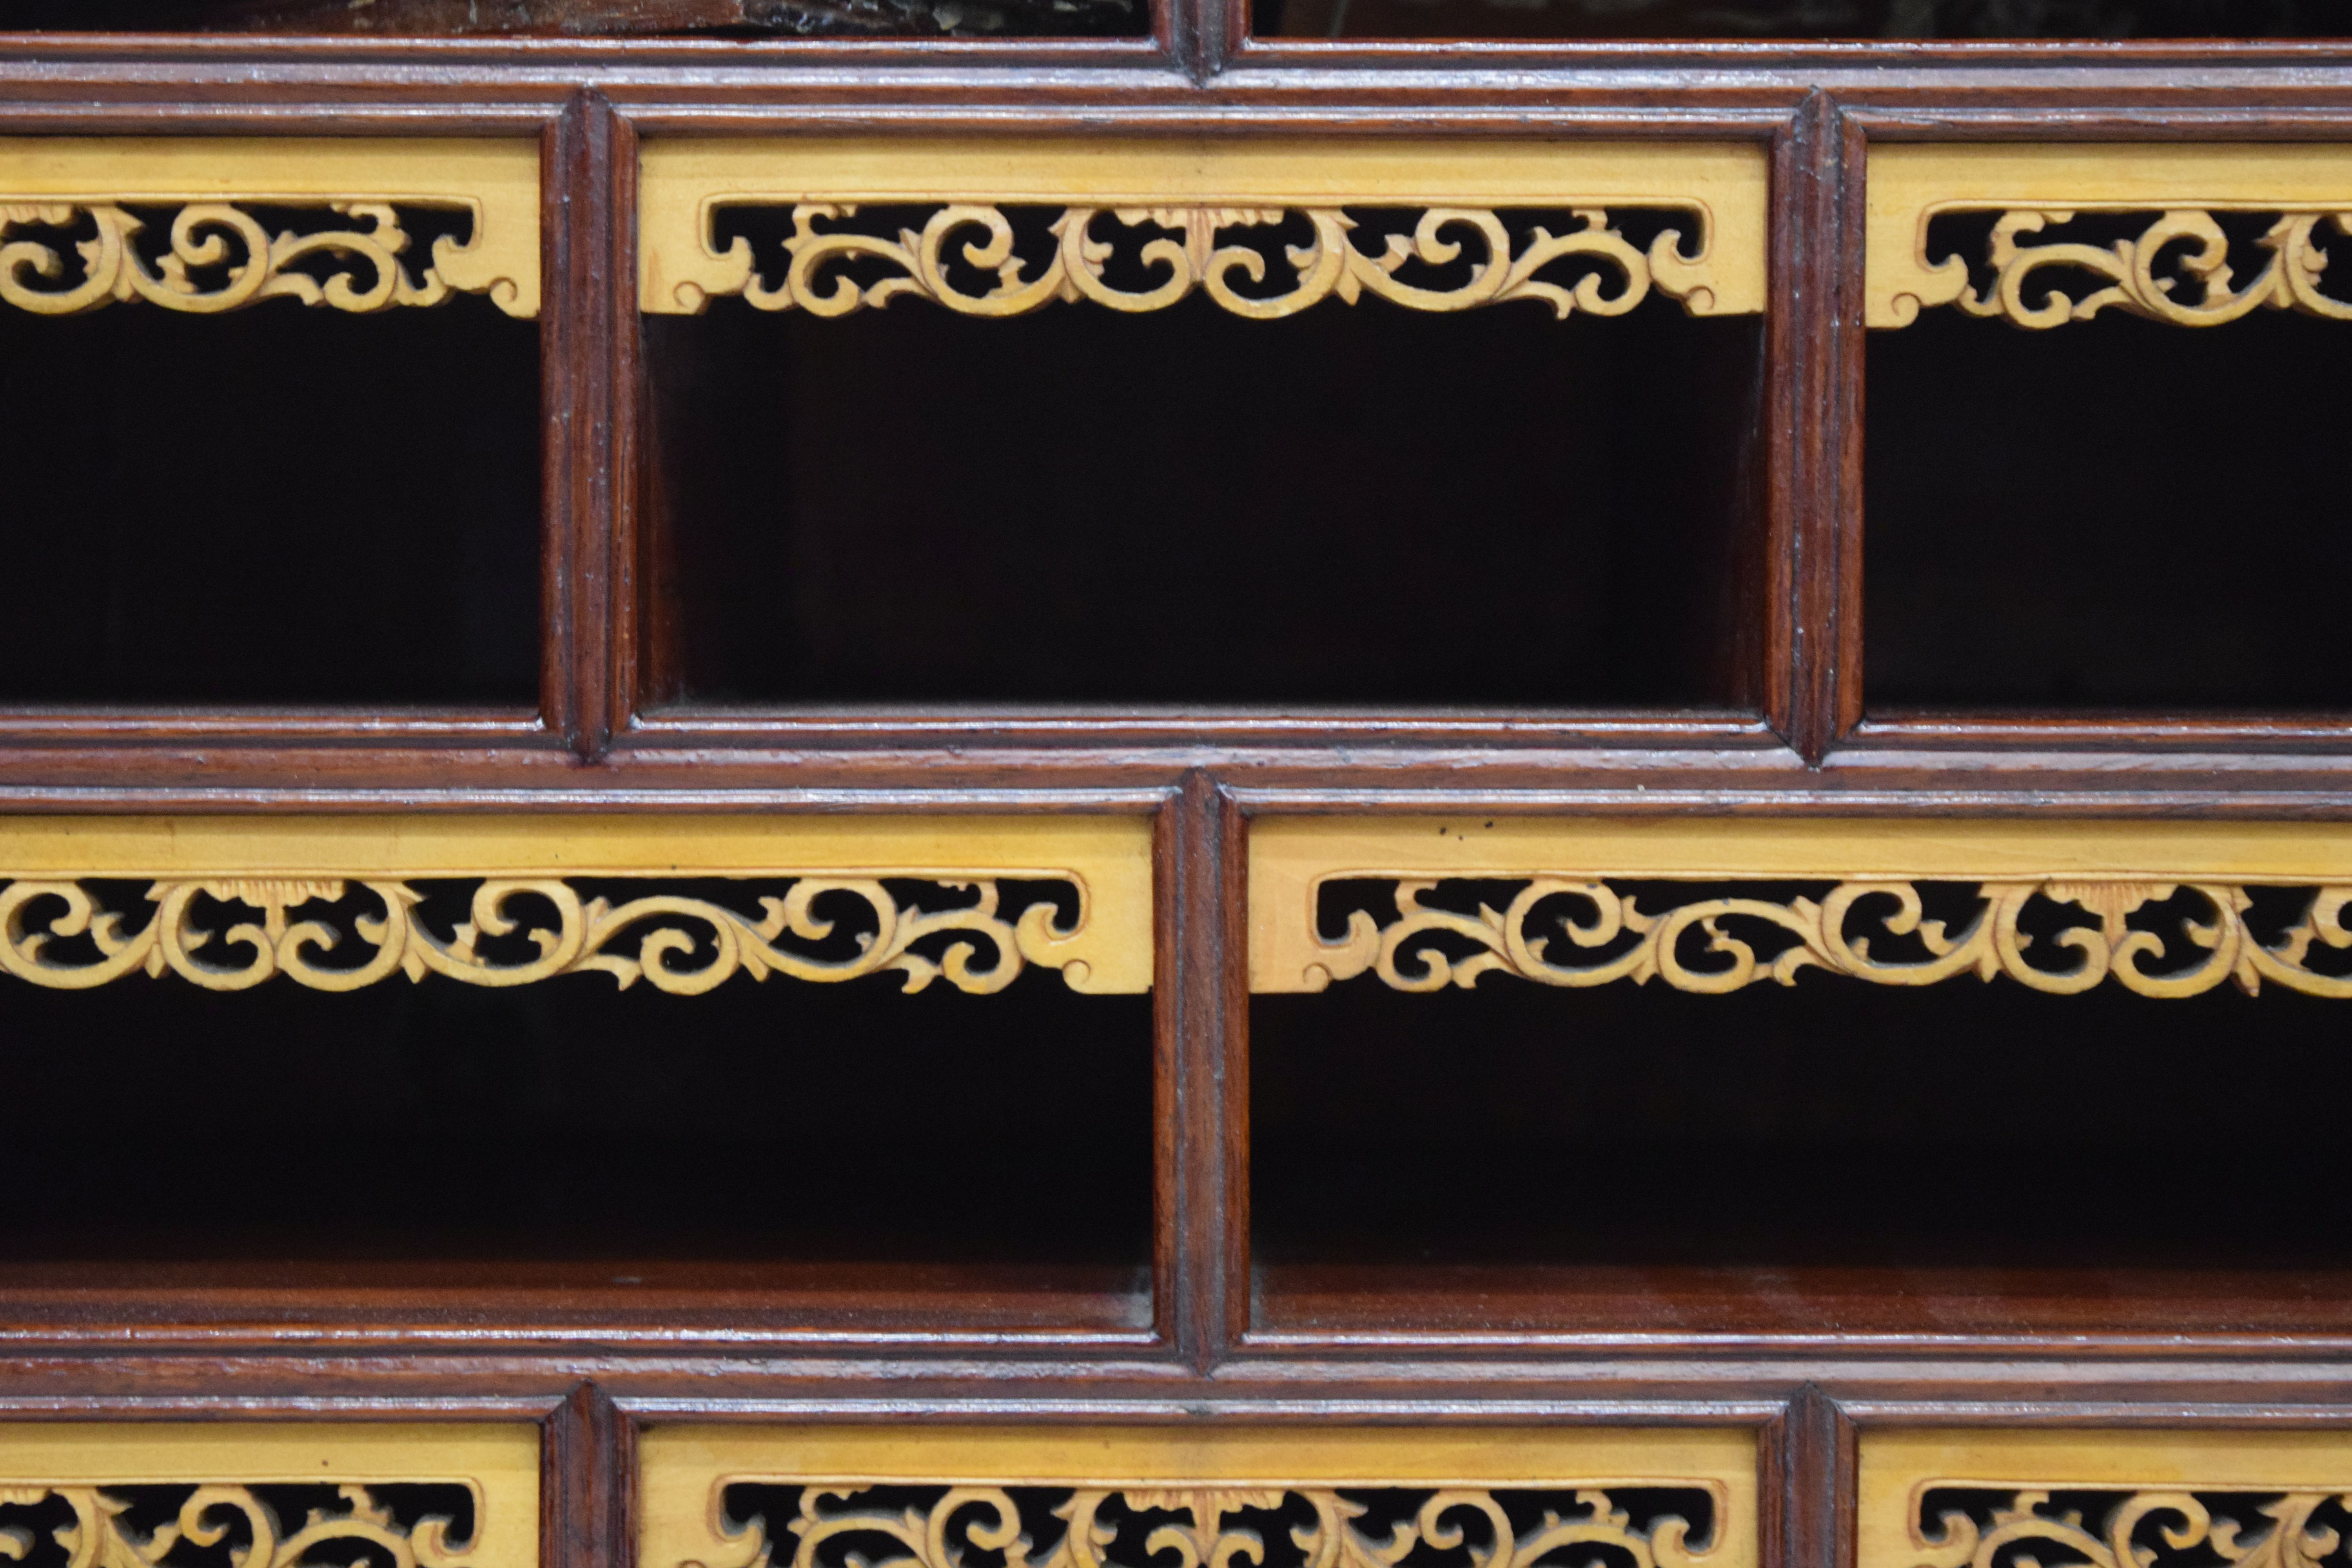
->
639 140 1768 321
0 815 1152 995
0 1425 534 1568
1866 145 2352 330
1250 817 2352 996
1859 1434 2352 1568
640 1428 1758 1568
0 139 539 317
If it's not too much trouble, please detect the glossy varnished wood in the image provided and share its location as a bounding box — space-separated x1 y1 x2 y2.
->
4 27 2352 1562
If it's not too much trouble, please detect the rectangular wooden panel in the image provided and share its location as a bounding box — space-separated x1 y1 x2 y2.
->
1860 1430 2352 1568
0 1423 538 1568
642 1425 1760 1568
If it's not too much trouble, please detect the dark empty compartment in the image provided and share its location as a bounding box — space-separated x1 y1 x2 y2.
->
0 0 1147 40
0 273 540 708
0 953 1151 1330
1255 0 2341 41
1254 964 2352 1335
1867 268 2352 714
643 214 1760 712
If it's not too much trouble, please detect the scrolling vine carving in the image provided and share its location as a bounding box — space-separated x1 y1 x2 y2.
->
0 201 503 315
704 203 1719 319
0 876 1088 995
1937 208 2352 328
1305 878 2352 998
710 1483 1715 1568
0 1483 475 1568
1912 1488 2352 1568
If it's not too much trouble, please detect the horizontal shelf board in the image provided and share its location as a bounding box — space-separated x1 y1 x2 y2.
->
1252 1263 2352 1339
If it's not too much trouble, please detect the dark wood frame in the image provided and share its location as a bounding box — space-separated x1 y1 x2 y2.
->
5 27 2352 1568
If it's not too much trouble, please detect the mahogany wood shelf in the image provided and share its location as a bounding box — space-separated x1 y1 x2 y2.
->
2 20 2352 1568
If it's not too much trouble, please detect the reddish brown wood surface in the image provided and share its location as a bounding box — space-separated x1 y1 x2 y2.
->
2 29 2351 1540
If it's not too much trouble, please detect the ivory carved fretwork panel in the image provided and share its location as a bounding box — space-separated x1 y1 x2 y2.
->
1250 817 2352 997
0 139 540 317
640 1427 1758 1568
1866 144 2352 330
0 815 1152 995
0 1425 534 1568
1860 1434 2352 1568
639 139 1768 321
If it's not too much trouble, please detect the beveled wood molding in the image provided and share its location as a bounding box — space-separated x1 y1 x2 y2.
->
0 814 1151 994
641 1425 1759 1568
1860 1431 2352 1568
0 1423 536 1568
0 138 540 317
1249 817 2352 997
638 139 1768 320
1865 144 2352 330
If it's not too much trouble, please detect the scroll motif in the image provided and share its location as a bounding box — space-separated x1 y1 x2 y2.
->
1911 1488 2352 1568
0 201 515 316
0 876 1089 995
690 203 1721 319
1304 877 2352 998
1930 208 2352 328
0 1483 476 1568
702 1483 1716 1568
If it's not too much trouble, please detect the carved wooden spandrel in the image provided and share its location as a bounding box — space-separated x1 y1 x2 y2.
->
0 814 1154 996
638 139 1769 322
1860 1433 2352 1568
639 1427 1761 1568
0 139 541 318
0 1425 535 1568
1249 816 2352 996
1866 144 2352 330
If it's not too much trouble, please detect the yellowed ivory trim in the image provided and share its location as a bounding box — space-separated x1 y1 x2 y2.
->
1865 143 2352 328
1858 1430 2352 1568
1249 816 2352 993
0 138 541 317
0 815 1153 994
638 138 1767 318
0 1423 538 1568
641 1425 1760 1568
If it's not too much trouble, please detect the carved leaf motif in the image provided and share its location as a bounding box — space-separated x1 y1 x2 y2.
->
0 201 494 316
0 1484 478 1568
1910 1488 2352 1568
712 202 1720 320
1307 877 2352 999
1936 207 2352 327
0 876 1091 995
737 1484 1717 1568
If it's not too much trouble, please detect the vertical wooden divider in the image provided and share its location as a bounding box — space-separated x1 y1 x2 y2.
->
1772 1386 1857 1568
547 88 628 758
545 1382 634 1568
1781 92 1862 763
1158 771 1250 1368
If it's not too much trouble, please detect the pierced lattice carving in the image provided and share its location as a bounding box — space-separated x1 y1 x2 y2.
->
704 1484 1717 1568
1937 209 2352 328
684 203 1723 319
1911 1488 2352 1568
0 201 524 316
1300 877 2352 998
0 1483 477 1568
0 876 1092 994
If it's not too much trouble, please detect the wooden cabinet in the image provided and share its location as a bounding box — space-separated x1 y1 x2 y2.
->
2 11 2351 1568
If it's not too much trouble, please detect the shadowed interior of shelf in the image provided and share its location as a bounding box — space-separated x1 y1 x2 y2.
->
1253 0 2343 40
1866 220 2352 715
0 0 1149 38
641 222 1763 711
0 961 1152 1330
0 259 540 710
1252 971 2352 1336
